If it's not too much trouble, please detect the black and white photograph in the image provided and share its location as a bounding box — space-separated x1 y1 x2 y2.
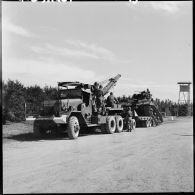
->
2 0 193 193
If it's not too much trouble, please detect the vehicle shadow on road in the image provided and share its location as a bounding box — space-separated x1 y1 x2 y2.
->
173 133 193 137
5 131 103 142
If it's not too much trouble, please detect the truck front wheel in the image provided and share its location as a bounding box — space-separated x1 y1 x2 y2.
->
68 116 80 139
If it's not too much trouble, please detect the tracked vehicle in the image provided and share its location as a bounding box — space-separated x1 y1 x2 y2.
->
122 89 163 128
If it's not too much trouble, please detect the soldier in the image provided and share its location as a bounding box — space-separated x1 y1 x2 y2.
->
140 90 145 99
92 82 99 92
106 92 118 108
91 82 99 113
124 106 135 132
96 85 104 114
146 88 151 99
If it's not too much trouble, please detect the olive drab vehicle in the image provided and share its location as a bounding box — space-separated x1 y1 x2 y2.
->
122 89 163 128
26 74 130 139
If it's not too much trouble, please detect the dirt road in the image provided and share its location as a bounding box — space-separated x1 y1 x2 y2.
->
3 117 193 193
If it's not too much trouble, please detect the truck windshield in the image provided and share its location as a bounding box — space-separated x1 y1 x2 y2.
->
59 89 82 99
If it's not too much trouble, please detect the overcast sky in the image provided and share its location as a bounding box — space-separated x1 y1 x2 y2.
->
2 1 193 102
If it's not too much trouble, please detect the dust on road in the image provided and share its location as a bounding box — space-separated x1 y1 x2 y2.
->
3 117 193 193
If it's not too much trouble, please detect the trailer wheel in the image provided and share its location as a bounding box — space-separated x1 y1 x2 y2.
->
115 116 123 133
151 119 157 127
145 120 151 128
68 116 80 139
106 116 116 134
149 119 152 127
33 121 46 138
132 119 136 131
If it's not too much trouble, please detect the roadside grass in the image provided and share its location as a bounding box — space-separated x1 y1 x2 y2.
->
2 122 101 142
3 122 33 139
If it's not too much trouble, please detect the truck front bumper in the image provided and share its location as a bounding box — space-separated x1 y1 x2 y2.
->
25 115 68 125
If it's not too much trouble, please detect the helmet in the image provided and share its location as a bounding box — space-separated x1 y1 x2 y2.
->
127 106 131 110
94 82 99 87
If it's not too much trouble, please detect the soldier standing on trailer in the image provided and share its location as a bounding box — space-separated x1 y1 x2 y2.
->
106 92 118 108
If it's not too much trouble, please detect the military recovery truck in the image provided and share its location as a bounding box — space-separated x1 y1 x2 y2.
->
26 74 128 139
122 89 163 128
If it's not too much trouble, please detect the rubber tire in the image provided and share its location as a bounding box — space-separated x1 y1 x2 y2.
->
106 116 116 134
67 116 80 139
115 116 123 133
148 119 152 127
145 120 150 128
132 120 136 131
151 119 156 127
33 121 46 138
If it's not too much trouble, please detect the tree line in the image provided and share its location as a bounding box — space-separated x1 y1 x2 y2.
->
2 79 192 123
2 79 58 123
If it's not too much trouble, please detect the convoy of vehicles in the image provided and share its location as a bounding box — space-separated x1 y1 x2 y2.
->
26 74 163 139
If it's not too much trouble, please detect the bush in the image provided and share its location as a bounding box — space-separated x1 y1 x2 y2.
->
3 80 26 122
178 104 188 116
25 85 45 116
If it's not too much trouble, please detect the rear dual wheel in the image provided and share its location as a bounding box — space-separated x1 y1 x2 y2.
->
106 116 116 134
115 116 123 133
144 120 151 128
105 116 124 134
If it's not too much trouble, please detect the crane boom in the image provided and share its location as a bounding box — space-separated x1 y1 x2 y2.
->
102 74 121 96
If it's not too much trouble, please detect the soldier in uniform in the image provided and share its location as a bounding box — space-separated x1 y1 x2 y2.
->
123 106 135 132
140 90 146 99
146 88 151 99
106 92 118 108
91 82 99 113
96 85 104 114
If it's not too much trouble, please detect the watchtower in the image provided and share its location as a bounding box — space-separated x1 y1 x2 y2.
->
177 82 192 116
177 82 191 104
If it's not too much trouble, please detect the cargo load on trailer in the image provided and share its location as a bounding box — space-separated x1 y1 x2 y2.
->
122 89 163 128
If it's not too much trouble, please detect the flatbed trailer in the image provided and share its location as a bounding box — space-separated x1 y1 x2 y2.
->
134 116 153 127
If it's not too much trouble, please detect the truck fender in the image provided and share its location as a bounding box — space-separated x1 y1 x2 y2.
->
69 112 87 127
